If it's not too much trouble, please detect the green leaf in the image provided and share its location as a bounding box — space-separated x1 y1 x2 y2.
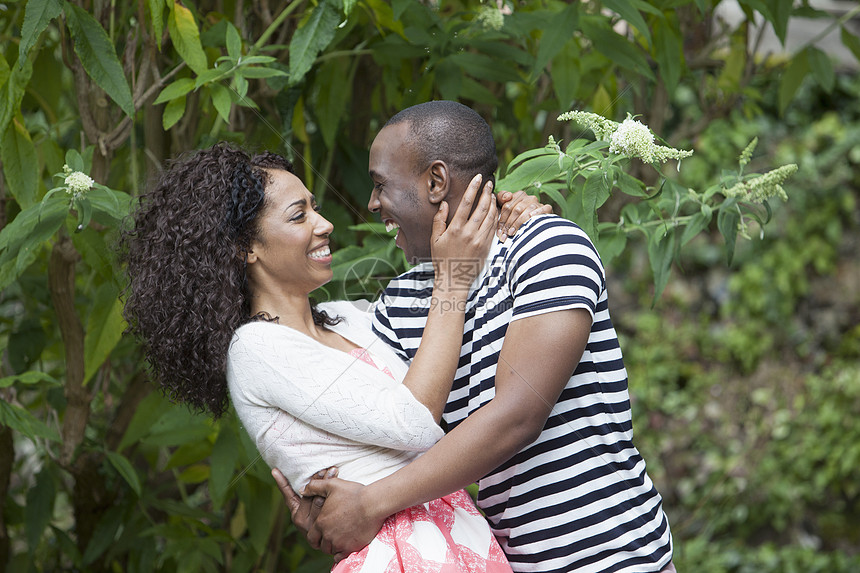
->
535 183 569 219
778 50 809 114
392 0 412 20
147 0 165 50
237 66 288 79
806 46 834 93
117 392 171 451
0 400 61 441
680 210 712 246
0 44 34 136
226 22 242 60
88 185 131 221
194 67 230 88
717 201 740 265
74 195 93 231
648 227 675 304
1 117 39 208
0 52 9 91
239 478 280 555
289 1 340 85
458 77 502 106
65 148 85 172
25 468 55 551
63 2 134 117
19 0 63 62
550 41 579 109
234 55 277 66
435 59 463 101
595 226 627 265
580 16 654 80
764 0 792 45
168 2 208 75
842 27 860 63
162 94 186 130
602 0 652 44
166 441 212 469
581 169 611 239
0 371 60 388
449 52 522 83
82 505 124 565
0 199 68 291
616 170 647 197
105 451 142 496
654 16 682 95
142 405 211 447
84 282 126 385
178 464 210 484
209 83 232 123
234 74 249 99
532 3 578 80
497 155 561 193
153 77 195 105
315 58 351 149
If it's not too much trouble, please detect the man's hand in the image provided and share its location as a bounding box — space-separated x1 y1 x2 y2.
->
272 467 335 538
301 477 387 557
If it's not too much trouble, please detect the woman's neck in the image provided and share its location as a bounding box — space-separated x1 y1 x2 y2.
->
249 291 321 336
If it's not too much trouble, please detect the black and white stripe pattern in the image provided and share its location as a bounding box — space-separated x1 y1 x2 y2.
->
373 215 673 572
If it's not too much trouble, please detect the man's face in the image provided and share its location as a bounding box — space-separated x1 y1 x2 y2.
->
367 123 438 264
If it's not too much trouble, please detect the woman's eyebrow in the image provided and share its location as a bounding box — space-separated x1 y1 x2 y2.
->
283 198 307 214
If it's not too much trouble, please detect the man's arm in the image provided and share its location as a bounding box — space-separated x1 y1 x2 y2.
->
300 308 593 555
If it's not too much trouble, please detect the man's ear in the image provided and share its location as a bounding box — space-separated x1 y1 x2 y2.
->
426 160 449 204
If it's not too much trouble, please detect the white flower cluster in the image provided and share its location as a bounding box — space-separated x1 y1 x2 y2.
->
63 164 94 198
476 4 504 31
723 164 797 203
557 111 618 141
558 111 694 167
609 117 655 160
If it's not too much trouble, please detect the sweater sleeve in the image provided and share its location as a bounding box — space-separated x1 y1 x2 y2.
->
227 324 444 451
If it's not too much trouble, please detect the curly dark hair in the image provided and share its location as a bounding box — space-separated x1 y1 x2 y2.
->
121 143 336 418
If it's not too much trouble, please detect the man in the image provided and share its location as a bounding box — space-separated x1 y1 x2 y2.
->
275 101 675 572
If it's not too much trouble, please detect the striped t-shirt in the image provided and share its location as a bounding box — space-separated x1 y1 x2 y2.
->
372 215 673 573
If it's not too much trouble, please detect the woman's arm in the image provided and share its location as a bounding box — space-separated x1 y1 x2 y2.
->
398 174 497 421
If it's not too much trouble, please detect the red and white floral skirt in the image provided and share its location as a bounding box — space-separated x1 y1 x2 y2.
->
333 489 512 573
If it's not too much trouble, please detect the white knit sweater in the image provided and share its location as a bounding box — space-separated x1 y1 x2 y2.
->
226 300 444 492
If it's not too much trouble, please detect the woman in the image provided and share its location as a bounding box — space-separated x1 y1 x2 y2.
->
122 144 546 572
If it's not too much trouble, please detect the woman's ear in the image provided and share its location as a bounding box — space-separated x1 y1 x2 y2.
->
427 160 449 204
243 246 258 265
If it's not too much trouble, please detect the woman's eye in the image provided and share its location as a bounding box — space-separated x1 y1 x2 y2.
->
290 211 306 222
312 204 321 213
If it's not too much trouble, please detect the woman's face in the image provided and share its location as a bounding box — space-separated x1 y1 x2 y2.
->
246 169 334 297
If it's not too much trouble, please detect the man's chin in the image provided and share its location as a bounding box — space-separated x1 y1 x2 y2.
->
402 248 429 267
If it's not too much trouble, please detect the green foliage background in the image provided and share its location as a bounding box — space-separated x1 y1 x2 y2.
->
0 0 858 571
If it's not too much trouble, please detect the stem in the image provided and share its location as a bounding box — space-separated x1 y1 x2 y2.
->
49 234 89 467
314 48 374 63
0 422 12 569
251 0 303 55
796 4 860 54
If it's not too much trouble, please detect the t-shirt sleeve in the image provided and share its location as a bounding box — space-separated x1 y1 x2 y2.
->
506 217 606 322
371 292 412 363
228 326 443 451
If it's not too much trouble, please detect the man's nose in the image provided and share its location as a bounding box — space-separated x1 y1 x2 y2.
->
367 189 380 213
